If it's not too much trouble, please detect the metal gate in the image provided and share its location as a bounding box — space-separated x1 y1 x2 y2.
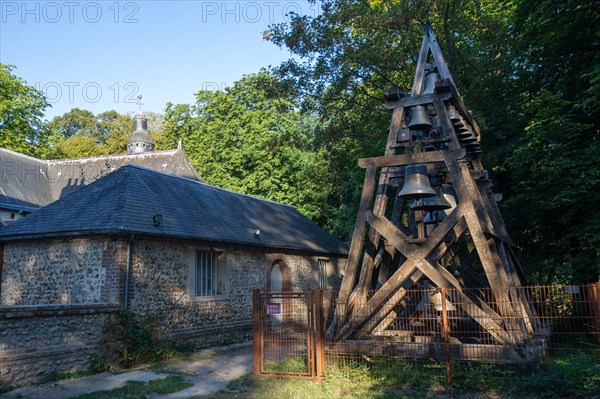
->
252 289 324 380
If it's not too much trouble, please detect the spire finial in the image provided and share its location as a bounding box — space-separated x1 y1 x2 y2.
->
136 94 144 111
424 0 431 29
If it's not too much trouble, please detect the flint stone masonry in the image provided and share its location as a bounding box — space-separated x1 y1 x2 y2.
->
1 238 124 306
128 239 343 340
0 235 345 387
0 304 118 388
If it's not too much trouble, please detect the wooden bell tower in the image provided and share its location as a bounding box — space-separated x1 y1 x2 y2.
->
329 24 536 351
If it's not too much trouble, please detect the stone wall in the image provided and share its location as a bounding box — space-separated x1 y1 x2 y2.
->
0 304 118 388
0 235 345 386
1 238 125 306
128 239 344 345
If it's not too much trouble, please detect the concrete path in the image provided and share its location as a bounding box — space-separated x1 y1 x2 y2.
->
1 343 253 399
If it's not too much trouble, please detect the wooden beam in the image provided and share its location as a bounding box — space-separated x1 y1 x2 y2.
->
361 271 424 337
337 205 464 340
446 160 516 322
328 166 378 336
479 184 515 246
426 27 458 95
411 28 431 96
386 106 405 152
413 260 514 344
366 212 415 257
384 92 451 109
358 149 465 169
351 107 404 312
433 98 461 151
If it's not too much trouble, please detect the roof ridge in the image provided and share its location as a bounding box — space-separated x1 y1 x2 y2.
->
121 164 295 208
46 149 180 164
0 147 46 162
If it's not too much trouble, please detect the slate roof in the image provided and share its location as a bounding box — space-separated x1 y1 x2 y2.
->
0 149 53 211
0 165 348 256
0 147 202 210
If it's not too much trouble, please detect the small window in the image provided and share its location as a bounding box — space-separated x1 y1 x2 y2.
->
318 259 329 289
196 250 218 296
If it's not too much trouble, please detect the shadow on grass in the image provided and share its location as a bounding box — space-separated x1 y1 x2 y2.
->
197 350 599 399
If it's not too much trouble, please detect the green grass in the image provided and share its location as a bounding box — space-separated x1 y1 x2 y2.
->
195 350 599 399
50 369 95 381
263 355 308 373
71 375 192 399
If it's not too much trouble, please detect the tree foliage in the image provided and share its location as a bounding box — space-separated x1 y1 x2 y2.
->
48 109 165 158
498 0 600 283
0 64 50 157
265 0 599 283
163 72 330 223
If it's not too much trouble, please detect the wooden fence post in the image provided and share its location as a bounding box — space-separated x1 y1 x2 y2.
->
594 283 600 361
441 287 452 386
252 289 262 377
313 288 325 382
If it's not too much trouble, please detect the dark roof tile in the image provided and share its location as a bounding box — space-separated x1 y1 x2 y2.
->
0 165 348 255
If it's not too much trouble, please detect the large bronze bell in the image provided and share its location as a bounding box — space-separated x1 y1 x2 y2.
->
411 185 453 211
422 71 440 94
397 164 437 199
407 105 432 130
440 184 458 215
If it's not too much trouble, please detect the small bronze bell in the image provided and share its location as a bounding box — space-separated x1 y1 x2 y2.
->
407 105 432 131
396 126 411 142
411 185 453 211
459 133 478 144
424 210 444 224
422 71 440 94
456 126 475 139
447 105 461 122
453 118 470 133
464 142 482 154
397 164 437 199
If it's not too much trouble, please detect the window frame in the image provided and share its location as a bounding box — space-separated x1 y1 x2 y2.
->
318 258 330 289
189 249 228 301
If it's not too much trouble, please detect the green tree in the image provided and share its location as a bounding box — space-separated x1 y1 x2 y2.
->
265 0 599 283
0 64 50 157
265 0 516 238
49 109 164 159
497 0 600 283
48 108 98 138
163 71 330 223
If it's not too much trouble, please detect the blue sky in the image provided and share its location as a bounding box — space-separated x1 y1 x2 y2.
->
0 1 319 119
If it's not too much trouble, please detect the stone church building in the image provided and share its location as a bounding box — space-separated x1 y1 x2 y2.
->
0 112 347 386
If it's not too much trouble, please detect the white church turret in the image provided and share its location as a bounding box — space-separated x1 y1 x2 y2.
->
127 96 154 154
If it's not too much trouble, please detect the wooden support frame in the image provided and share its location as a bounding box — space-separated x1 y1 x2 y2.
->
329 23 533 359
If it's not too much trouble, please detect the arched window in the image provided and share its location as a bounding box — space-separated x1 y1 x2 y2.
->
267 260 291 292
267 260 291 323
